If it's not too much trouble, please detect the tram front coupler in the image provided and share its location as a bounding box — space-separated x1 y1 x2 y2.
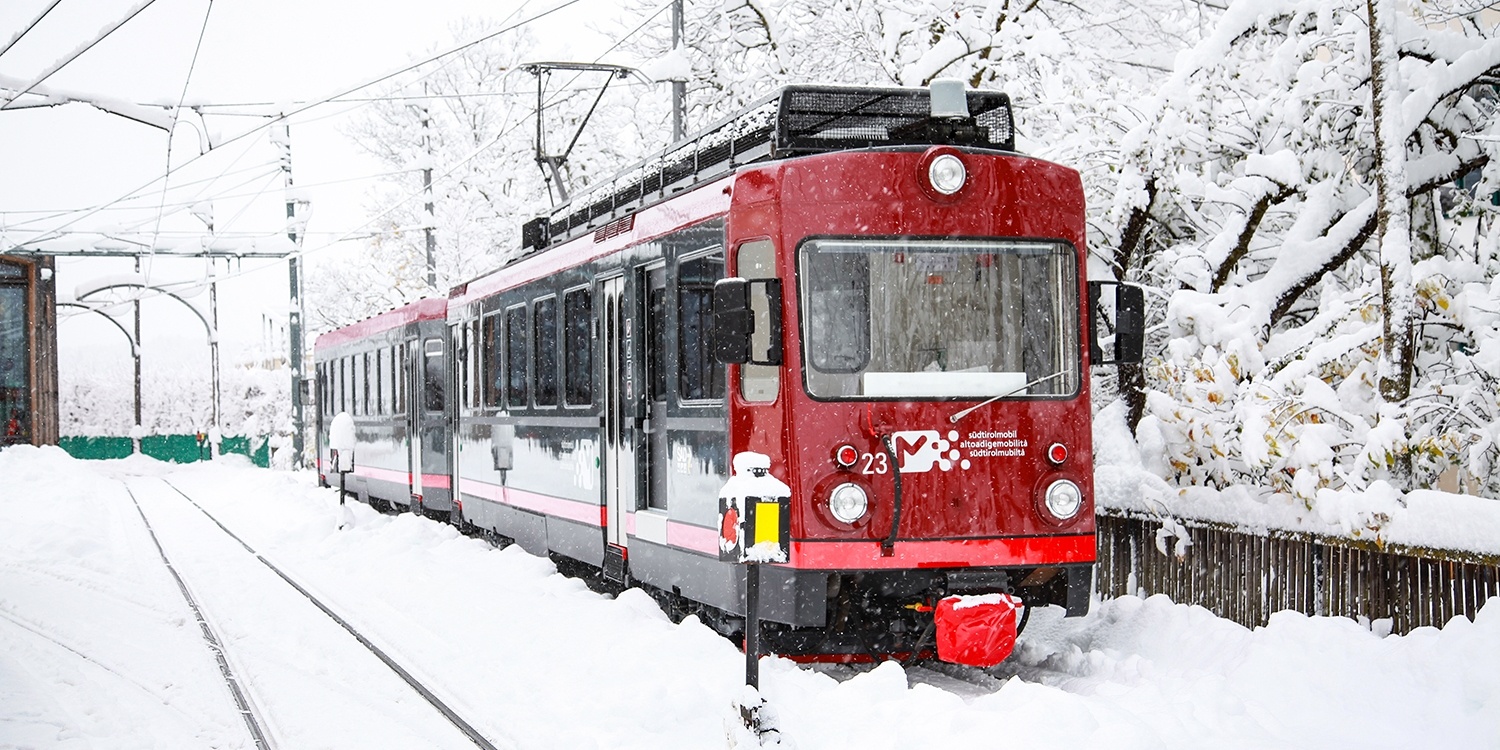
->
933 592 1025 667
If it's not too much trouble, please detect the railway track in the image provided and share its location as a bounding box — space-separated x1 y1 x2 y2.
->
123 476 510 750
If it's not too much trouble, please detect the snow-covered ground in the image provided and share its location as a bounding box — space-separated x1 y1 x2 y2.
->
3 446 1496 749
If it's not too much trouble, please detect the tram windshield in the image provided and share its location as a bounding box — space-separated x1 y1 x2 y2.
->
799 238 1079 400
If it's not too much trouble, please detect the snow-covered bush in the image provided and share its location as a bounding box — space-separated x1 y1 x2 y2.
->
1104 0 1500 509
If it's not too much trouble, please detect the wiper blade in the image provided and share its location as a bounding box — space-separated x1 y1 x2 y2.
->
948 370 1066 424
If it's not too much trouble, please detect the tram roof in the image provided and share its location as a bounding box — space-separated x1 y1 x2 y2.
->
314 297 448 352
521 83 1015 256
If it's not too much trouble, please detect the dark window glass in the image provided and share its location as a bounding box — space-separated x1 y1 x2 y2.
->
395 345 405 413
506 306 528 407
363 352 372 415
423 338 444 412
0 278 30 444
563 289 592 405
369 351 381 417
482 315 501 407
468 319 480 409
647 280 667 401
799 238 1080 399
678 253 725 401
533 298 559 406
354 355 365 416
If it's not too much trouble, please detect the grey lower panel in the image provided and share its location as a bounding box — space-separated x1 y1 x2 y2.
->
363 476 407 506
467 495 548 555
463 494 601 565
627 539 828 627
548 516 604 568
418 487 452 512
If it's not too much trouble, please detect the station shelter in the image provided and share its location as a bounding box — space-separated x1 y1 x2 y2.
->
0 254 58 447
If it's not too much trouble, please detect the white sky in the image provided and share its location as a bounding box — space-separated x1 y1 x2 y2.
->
0 0 624 376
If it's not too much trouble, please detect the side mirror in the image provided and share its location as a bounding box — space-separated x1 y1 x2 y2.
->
714 278 753 364
1088 281 1146 366
713 277 783 366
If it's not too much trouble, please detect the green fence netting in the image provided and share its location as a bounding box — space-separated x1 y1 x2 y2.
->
59 435 271 468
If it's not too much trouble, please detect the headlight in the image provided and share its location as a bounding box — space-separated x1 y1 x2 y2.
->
928 154 967 195
828 482 868 524
1044 479 1082 521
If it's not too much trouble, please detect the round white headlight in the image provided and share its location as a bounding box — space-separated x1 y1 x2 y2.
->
1044 479 1083 521
928 154 967 195
828 483 868 524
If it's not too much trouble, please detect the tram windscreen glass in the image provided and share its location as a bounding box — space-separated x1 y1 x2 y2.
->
799 238 1080 399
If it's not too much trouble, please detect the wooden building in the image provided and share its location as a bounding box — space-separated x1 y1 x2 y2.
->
0 254 58 446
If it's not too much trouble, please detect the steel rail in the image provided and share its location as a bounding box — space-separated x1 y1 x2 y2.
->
154 478 508 750
122 484 275 750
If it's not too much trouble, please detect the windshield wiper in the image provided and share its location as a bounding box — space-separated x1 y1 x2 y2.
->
947 370 1067 424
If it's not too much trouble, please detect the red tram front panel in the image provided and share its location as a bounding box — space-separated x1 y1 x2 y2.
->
725 147 1093 571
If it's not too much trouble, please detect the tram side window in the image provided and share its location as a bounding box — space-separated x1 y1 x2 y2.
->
423 338 444 412
369 349 381 417
678 252 725 401
383 347 393 414
340 358 349 415
365 352 375 415
455 324 468 410
534 297 559 406
353 355 364 416
505 306 528 408
468 318 481 410
336 358 346 415
392 345 402 413
482 314 501 408
349 353 359 416
563 288 592 406
737 239 780 403
647 273 667 402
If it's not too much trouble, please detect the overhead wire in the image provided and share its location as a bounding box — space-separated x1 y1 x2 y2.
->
0 0 162 110
2 0 589 256
22 0 680 311
202 0 680 292
145 0 216 284
0 166 419 223
0 0 65 60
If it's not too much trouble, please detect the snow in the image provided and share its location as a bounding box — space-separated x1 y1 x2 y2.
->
4 447 1499 749
638 47 693 83
1095 401 1500 555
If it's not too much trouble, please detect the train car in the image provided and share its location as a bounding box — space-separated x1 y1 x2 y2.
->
443 82 1142 663
313 298 454 516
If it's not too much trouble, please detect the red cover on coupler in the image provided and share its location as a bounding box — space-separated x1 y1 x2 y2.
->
934 593 1023 667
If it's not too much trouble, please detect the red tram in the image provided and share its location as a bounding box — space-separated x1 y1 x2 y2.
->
317 83 1142 665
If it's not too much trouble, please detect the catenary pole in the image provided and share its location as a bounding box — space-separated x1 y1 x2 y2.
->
279 121 307 468
132 256 142 430
671 0 685 142
420 86 436 290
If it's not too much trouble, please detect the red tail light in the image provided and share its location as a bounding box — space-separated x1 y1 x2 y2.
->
834 444 859 469
1047 443 1068 465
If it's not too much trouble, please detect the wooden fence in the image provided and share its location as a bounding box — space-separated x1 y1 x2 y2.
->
1096 510 1500 634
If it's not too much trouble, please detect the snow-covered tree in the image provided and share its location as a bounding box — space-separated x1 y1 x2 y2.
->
308 22 552 330
1105 0 1500 503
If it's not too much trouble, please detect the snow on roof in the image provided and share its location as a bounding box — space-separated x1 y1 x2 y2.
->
314 297 448 352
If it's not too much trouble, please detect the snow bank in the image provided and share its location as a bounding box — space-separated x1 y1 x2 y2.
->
4 449 1498 749
1096 401 1500 556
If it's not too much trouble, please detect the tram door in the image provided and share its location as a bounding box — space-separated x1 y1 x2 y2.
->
406 337 423 504
600 275 629 547
643 265 669 513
